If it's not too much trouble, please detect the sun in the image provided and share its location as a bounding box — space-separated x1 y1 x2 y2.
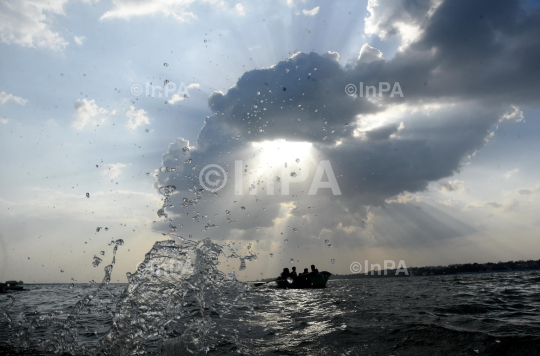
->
251 140 313 170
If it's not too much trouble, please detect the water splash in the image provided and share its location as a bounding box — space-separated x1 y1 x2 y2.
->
5 235 253 355
101 236 249 355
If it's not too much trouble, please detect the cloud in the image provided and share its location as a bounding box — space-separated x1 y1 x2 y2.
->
302 6 319 16
0 91 27 105
503 168 519 179
287 0 308 8
360 0 540 105
364 122 403 140
0 0 69 51
103 163 128 179
126 106 150 130
485 202 501 209
439 180 464 193
235 3 245 16
364 0 442 47
465 201 502 210
149 0 540 253
500 105 524 123
168 94 185 104
358 43 384 63
167 83 199 104
74 35 86 45
72 99 110 130
100 0 228 21
516 185 540 196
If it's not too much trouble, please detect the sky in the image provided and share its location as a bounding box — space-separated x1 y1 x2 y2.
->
1 0 540 283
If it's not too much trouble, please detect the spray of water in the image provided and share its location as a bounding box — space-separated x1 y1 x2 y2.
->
101 235 250 355
1 234 254 355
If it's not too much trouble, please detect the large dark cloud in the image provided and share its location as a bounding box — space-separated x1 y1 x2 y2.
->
360 0 540 104
205 51 377 144
152 0 538 249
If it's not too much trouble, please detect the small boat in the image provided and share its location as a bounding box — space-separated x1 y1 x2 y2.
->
275 273 331 289
4 280 25 291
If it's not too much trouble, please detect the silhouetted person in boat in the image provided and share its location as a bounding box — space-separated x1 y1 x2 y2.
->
290 267 298 277
310 265 319 274
295 268 310 286
279 267 290 280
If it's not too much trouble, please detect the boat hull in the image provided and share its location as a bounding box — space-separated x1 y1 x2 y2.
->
275 275 330 289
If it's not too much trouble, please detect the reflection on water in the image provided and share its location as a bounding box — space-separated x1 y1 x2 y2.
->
2 269 540 355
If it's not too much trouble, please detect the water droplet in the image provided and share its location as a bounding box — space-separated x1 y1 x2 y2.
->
60 269 64 273
269 253 273 257
296 158 300 163
257 91 260 95
163 63 169 67
293 228 297 232
289 258 294 264
115 239 124 245
325 239 331 247
241 206 246 211
105 227 108 231
331 259 335 264
96 227 101 232
145 129 149 132
226 210 230 215
86 193 90 198
100 251 105 255
182 147 189 155
92 255 102 267
284 239 288 243
290 172 297 178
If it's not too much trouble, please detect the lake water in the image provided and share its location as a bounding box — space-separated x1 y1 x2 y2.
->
1 270 540 355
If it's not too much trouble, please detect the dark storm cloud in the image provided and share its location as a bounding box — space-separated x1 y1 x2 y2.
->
206 51 379 144
365 123 400 140
360 0 540 105
153 0 538 246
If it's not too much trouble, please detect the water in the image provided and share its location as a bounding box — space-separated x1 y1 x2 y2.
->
2 269 540 355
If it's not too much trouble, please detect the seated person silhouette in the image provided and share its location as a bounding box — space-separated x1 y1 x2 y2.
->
290 266 298 277
278 267 290 280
